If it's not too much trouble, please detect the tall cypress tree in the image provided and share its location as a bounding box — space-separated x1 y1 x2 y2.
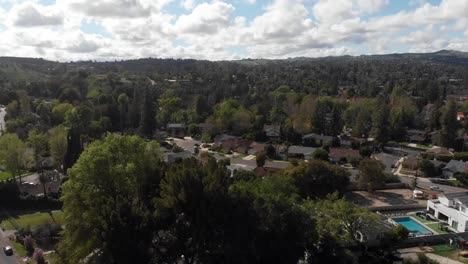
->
139 87 156 137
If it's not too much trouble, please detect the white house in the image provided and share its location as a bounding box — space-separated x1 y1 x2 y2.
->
427 192 468 232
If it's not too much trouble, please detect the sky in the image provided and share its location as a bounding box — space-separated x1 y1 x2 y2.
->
0 0 467 61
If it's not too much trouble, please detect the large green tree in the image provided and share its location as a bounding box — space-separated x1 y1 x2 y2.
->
156 157 231 264
59 135 163 264
228 175 316 264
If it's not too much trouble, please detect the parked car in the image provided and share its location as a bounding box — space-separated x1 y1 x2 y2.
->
3 246 13 256
430 186 442 191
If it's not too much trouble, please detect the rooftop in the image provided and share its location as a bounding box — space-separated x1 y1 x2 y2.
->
288 145 317 155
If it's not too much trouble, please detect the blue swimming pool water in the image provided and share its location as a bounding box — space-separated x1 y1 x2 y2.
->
393 217 432 236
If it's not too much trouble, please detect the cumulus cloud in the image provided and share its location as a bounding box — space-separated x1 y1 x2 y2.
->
174 1 234 34
63 0 166 18
11 2 63 27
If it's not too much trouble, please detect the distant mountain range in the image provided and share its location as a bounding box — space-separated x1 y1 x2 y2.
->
1 50 468 83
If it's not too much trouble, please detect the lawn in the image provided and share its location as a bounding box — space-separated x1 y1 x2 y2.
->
413 215 433 224
1 211 64 230
413 216 451 234
432 247 468 264
0 170 12 181
426 223 450 234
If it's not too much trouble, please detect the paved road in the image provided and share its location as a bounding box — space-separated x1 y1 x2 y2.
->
0 107 5 136
399 175 468 193
374 152 400 173
0 229 18 264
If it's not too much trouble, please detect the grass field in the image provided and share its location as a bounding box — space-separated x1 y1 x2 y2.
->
11 240 28 256
0 170 12 181
1 211 64 230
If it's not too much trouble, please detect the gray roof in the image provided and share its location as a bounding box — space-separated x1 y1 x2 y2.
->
167 123 186 129
407 129 426 135
454 196 468 204
263 124 280 137
358 218 394 237
441 192 468 200
302 133 333 142
288 146 317 155
443 160 467 173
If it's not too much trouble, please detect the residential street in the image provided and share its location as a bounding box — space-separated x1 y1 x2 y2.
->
0 107 5 136
0 228 18 264
399 175 468 193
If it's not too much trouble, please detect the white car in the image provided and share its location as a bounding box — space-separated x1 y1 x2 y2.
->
430 186 442 191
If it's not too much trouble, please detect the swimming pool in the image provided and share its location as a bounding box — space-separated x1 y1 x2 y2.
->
392 217 432 236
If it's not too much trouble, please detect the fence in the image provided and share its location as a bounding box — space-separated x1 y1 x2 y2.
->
370 204 427 212
396 232 468 249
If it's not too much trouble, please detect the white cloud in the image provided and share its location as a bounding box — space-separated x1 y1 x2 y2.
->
10 2 63 27
173 1 234 34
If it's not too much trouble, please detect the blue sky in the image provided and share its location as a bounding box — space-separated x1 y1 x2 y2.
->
0 0 467 61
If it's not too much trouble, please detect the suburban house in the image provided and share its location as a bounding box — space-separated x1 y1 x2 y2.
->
458 112 465 121
167 123 186 138
442 160 468 178
287 146 317 160
302 133 333 146
329 148 360 163
407 129 426 143
228 157 291 177
355 218 394 247
427 192 468 232
263 124 281 138
213 137 252 154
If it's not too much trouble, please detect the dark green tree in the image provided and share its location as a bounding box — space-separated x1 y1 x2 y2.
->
284 160 350 198
440 100 458 148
